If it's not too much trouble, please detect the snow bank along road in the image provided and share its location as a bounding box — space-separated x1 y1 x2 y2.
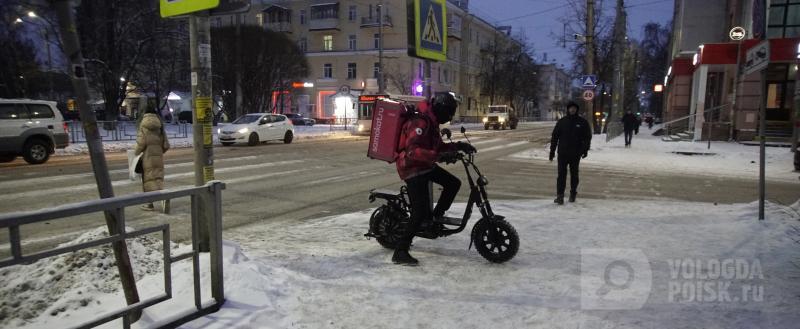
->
0 123 798 258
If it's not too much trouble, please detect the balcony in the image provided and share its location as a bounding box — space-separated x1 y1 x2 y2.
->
266 21 292 33
360 15 393 28
309 18 340 31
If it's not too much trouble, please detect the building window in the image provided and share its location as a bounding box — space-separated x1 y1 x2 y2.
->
349 35 357 50
298 38 307 52
443 69 449 83
324 63 333 79
764 63 795 121
311 4 339 20
256 13 263 26
347 63 357 79
300 10 306 25
373 33 381 49
323 35 333 51
374 62 380 78
349 5 357 21
768 1 800 38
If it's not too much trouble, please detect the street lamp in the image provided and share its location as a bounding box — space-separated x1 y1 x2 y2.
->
15 11 55 101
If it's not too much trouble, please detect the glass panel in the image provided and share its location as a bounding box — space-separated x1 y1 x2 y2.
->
787 5 800 24
769 6 785 25
784 82 795 109
772 0 787 4
768 27 784 38
0 104 21 119
789 64 798 80
28 104 54 119
767 64 788 81
785 26 800 37
767 83 782 108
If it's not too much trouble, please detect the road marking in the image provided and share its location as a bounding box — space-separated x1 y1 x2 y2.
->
297 170 383 187
0 155 262 190
479 141 529 153
0 159 306 202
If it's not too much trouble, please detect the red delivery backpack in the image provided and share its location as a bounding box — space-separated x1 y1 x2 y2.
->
367 99 415 163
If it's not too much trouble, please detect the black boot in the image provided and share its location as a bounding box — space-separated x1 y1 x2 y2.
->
392 248 419 266
569 192 577 203
554 195 564 205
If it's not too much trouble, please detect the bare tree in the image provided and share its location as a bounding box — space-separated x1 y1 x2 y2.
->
383 60 414 95
211 26 308 118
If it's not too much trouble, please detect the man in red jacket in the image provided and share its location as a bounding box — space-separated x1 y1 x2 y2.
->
393 92 476 265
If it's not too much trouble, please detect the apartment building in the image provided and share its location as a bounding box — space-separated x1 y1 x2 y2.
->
663 0 798 143
534 63 571 121
215 0 518 122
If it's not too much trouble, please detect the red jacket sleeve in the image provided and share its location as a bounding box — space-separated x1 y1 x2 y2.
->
402 117 439 165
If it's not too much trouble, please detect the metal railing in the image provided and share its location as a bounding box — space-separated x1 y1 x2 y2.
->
0 181 226 329
663 103 732 137
68 121 190 143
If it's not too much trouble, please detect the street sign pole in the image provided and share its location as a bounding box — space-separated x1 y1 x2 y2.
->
189 13 216 248
755 0 767 220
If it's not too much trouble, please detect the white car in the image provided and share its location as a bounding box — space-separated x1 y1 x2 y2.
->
0 99 69 164
218 113 294 146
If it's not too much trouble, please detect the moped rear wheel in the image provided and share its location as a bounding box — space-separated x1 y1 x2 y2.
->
471 218 519 263
369 205 407 249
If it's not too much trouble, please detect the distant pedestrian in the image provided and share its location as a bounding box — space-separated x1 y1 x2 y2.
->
622 110 639 147
549 101 592 204
134 108 170 211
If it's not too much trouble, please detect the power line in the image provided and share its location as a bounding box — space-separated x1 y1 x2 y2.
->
497 3 571 23
624 0 672 9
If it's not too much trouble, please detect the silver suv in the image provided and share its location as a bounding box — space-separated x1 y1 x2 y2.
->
0 99 69 164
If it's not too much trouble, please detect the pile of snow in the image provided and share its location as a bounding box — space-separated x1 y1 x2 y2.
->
0 227 190 328
511 126 798 181
9 198 800 328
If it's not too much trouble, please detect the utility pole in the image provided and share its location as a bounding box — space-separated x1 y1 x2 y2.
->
378 2 385 94
235 14 243 117
608 0 626 141
586 0 595 132
189 13 215 249
51 0 141 321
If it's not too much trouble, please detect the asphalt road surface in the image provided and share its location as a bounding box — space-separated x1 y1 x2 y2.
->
1 122 798 257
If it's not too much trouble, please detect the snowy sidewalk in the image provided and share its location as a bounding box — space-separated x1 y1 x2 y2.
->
509 125 799 182
6 199 800 328
55 124 361 156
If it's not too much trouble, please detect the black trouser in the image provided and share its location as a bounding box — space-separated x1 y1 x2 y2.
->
556 154 581 196
399 165 461 250
624 129 634 145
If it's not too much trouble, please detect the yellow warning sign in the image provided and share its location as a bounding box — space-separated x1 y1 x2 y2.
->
195 96 212 121
423 6 442 45
203 122 212 146
203 166 214 182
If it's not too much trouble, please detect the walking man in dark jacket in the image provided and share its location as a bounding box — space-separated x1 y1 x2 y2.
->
393 92 476 265
550 102 592 204
621 110 639 147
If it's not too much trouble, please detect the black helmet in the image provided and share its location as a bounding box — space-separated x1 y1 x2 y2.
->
432 92 458 124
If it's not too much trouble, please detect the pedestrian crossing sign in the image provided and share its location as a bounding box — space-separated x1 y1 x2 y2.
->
409 0 447 61
581 75 598 89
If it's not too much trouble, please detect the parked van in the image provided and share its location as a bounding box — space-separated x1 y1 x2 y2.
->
0 99 69 164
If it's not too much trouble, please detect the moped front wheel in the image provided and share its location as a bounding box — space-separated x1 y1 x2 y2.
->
471 218 519 263
369 205 407 249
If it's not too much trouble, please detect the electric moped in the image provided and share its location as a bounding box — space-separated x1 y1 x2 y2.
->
365 127 519 263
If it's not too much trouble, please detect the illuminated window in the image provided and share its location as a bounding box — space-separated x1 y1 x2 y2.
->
324 63 333 78
323 35 333 51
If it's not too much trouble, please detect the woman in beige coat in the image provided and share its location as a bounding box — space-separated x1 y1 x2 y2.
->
135 110 170 210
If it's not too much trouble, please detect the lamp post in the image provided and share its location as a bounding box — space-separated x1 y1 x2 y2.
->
16 11 55 101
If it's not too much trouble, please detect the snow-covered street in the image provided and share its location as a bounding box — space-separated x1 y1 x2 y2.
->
5 199 800 329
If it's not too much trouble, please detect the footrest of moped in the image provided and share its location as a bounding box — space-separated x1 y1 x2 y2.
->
433 216 462 226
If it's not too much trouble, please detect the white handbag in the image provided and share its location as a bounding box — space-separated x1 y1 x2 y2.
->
127 149 143 181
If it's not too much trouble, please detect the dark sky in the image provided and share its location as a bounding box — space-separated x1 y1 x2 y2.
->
468 0 675 67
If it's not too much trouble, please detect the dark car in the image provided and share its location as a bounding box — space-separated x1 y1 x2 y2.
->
285 113 315 126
